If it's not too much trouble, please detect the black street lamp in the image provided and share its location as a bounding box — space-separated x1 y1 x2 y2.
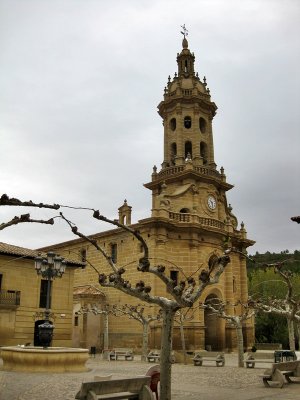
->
34 251 66 348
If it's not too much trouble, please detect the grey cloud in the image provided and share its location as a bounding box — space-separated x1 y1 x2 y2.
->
0 0 299 253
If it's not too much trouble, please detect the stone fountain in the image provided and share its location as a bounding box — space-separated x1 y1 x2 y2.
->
0 346 89 372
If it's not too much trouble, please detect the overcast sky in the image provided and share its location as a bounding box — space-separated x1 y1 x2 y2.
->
0 0 299 255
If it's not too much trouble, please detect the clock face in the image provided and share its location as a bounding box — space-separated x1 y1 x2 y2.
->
207 195 217 210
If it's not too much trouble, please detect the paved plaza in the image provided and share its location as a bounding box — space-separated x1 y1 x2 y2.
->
0 353 299 400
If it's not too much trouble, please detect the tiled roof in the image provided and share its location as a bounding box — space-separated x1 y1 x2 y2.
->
0 242 38 258
73 285 106 297
0 242 85 268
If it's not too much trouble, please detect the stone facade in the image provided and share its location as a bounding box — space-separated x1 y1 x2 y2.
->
0 242 84 347
42 36 255 353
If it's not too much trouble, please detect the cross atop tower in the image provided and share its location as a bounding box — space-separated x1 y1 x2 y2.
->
180 24 188 39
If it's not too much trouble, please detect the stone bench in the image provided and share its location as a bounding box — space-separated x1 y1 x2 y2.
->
147 350 160 363
109 348 134 361
193 351 225 367
244 351 274 368
147 349 175 363
75 376 154 400
260 360 300 388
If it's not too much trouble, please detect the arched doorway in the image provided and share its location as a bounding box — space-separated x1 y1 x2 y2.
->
204 294 223 351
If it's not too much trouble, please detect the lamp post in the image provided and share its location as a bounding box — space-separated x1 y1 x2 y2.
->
34 251 66 348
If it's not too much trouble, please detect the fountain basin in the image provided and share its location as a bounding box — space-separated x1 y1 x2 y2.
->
0 346 89 372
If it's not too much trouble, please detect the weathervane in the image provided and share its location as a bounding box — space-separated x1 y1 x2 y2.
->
180 24 189 38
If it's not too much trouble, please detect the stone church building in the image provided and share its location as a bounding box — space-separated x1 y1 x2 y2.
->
43 35 255 354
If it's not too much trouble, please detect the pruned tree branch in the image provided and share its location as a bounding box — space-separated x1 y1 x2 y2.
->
111 303 162 325
291 216 300 224
201 299 255 324
0 194 60 209
59 212 118 272
0 214 55 231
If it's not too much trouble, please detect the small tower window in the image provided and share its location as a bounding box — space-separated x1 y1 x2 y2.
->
184 60 188 72
111 243 117 263
200 142 208 164
170 142 177 165
184 116 192 129
185 141 192 159
169 118 176 131
80 248 87 262
199 117 207 133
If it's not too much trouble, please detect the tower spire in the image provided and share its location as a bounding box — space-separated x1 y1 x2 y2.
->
177 24 194 78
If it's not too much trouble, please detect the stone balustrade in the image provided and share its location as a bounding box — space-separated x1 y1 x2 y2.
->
168 212 225 229
155 165 222 181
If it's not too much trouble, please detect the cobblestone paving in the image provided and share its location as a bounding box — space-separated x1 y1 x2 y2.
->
0 354 299 400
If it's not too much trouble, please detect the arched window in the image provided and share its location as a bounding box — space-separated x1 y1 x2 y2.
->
200 141 208 164
184 116 192 129
169 118 176 131
184 60 188 73
170 270 179 286
185 141 192 159
199 117 207 133
170 143 177 165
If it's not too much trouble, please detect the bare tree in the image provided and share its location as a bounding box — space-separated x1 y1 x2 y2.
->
231 246 300 351
250 261 300 351
174 308 196 364
200 300 255 367
77 304 111 359
1 194 231 400
112 304 162 361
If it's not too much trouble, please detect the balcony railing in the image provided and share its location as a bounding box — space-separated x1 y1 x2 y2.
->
156 165 222 180
0 290 20 307
168 212 225 230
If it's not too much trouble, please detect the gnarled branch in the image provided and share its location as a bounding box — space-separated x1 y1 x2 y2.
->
0 214 54 231
0 194 60 209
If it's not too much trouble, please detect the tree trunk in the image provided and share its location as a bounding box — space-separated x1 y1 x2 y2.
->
160 307 175 400
287 318 295 351
103 312 109 360
179 322 187 364
141 322 149 362
296 322 300 351
235 323 244 368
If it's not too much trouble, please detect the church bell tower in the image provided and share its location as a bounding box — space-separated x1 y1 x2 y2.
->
145 31 244 235
142 29 255 351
